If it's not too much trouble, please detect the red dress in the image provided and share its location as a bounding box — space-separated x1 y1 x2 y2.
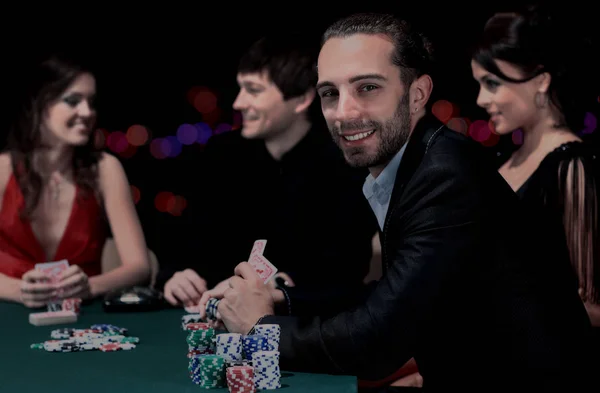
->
0 173 107 279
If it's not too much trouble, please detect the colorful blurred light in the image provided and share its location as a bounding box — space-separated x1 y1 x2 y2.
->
154 191 187 216
214 123 232 135
195 122 213 145
107 131 129 153
432 100 458 123
126 125 150 146
512 129 524 145
119 144 138 159
154 191 173 212
150 138 169 159
177 124 198 145
446 117 468 135
232 111 243 129
468 120 491 142
481 132 499 147
582 112 597 135
130 185 141 204
165 136 182 157
187 86 218 114
166 195 187 216
203 107 223 125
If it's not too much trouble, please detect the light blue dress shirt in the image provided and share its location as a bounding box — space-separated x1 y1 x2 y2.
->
362 143 407 230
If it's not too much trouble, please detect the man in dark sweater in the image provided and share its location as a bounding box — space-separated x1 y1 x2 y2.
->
156 33 378 314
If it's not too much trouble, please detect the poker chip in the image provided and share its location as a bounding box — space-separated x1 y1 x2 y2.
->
242 334 269 360
227 365 255 393
189 354 226 388
186 327 215 357
91 324 127 334
184 322 211 331
181 314 202 329
100 343 121 352
253 324 281 351
252 350 281 390
216 333 243 363
205 298 220 321
178 314 281 391
31 324 140 353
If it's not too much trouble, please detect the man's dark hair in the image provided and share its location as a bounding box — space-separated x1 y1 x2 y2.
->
322 13 436 87
238 33 318 101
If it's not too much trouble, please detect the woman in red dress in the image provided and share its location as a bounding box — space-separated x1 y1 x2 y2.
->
0 54 151 307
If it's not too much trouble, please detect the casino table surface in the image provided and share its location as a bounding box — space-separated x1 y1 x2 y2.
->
1 300 357 393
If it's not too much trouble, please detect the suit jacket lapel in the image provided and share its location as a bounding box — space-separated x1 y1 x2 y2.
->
381 116 446 262
386 115 445 220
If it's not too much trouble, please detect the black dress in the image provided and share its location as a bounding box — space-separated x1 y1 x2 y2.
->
498 141 600 352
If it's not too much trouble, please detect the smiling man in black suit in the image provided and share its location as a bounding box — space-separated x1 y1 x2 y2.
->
214 13 596 392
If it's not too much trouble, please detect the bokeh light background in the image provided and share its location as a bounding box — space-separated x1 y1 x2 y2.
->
1 3 597 268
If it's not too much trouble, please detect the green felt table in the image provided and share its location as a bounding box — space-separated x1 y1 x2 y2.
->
1 300 357 393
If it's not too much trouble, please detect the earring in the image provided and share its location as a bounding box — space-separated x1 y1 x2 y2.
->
534 92 548 108
413 107 418 113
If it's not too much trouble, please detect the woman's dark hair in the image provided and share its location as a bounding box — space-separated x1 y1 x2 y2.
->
472 3 597 132
7 53 102 219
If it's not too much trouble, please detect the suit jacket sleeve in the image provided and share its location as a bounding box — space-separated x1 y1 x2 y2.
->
261 150 488 381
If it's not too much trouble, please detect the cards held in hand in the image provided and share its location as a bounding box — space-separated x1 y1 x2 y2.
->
248 239 277 284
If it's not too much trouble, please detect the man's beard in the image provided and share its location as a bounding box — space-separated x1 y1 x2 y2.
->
329 92 411 169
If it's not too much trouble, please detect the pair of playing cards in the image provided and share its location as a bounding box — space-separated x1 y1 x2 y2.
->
35 259 69 283
247 239 277 284
183 239 278 314
35 259 70 309
30 260 80 326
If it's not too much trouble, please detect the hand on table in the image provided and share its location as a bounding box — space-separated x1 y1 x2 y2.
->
55 265 91 299
20 269 56 308
218 262 275 334
164 269 208 308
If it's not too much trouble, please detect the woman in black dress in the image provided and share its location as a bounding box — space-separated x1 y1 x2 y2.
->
470 4 599 334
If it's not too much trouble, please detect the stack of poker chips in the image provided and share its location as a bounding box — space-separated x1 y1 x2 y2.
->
181 307 282 390
185 323 216 358
189 354 227 388
252 350 281 390
30 324 138 352
205 298 220 321
252 324 280 351
216 333 243 363
242 334 269 360
227 365 256 393
181 313 203 328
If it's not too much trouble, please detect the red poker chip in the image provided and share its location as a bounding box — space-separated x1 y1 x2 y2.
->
184 322 210 331
99 343 120 352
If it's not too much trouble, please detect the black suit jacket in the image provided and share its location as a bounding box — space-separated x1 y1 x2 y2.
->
261 116 595 391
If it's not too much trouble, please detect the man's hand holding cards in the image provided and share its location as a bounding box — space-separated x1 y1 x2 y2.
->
195 240 278 325
247 240 277 284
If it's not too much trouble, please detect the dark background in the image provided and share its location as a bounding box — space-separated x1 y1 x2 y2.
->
1 2 598 271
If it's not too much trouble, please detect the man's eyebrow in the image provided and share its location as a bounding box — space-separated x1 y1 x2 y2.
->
316 73 387 90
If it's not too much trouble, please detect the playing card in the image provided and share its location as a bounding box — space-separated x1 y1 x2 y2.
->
249 240 267 258
248 253 277 284
36 260 70 309
35 260 69 283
